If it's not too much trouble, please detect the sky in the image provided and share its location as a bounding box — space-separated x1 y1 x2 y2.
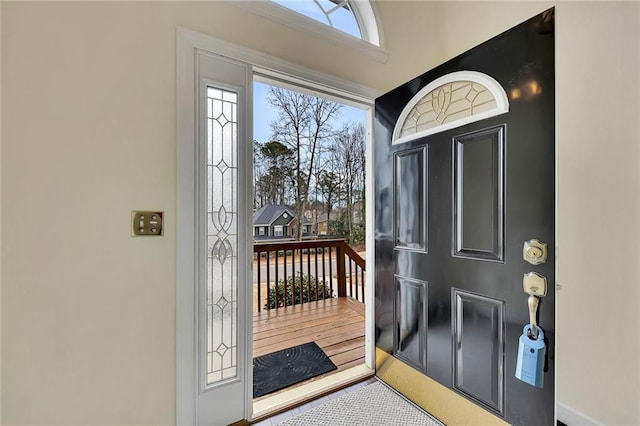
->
251 1 366 142
253 81 366 144
271 0 361 39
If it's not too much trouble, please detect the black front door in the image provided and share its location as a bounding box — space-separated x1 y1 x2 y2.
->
374 10 555 425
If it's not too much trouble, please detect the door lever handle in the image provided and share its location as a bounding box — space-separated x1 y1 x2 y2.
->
523 271 546 339
528 295 539 339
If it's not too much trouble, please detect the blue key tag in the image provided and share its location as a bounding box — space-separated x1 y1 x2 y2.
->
515 324 545 388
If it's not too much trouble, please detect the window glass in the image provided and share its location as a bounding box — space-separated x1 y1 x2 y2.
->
272 0 362 39
206 85 239 384
274 0 329 24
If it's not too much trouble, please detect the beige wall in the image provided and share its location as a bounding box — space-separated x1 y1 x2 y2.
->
555 3 639 422
0 2 3 422
1 1 639 425
0 2 401 424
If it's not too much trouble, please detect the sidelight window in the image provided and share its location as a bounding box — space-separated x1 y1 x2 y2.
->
206 86 239 385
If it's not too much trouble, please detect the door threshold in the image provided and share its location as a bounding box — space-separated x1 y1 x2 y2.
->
251 364 374 422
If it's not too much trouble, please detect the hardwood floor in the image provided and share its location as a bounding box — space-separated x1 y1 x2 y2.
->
253 297 366 373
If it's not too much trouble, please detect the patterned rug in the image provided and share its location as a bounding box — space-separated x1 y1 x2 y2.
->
253 342 337 398
278 381 443 425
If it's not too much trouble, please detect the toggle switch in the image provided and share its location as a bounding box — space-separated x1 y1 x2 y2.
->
132 211 164 236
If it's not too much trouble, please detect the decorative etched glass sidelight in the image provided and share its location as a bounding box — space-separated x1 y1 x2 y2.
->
393 71 509 145
206 86 239 385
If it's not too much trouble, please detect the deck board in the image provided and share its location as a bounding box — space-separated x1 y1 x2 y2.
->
253 310 361 340
253 297 366 374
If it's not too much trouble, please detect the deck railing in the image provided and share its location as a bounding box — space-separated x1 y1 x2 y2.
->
253 239 365 312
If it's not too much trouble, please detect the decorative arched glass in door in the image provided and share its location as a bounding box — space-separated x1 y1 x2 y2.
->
392 71 510 145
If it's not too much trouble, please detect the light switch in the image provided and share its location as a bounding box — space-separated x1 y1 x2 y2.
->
131 211 164 236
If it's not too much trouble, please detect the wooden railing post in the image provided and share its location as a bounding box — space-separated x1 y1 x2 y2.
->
336 242 347 297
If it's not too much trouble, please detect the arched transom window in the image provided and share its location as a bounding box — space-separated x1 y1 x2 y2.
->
393 71 509 145
271 0 381 45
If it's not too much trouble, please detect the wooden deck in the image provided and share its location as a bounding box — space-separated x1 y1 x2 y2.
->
253 297 366 375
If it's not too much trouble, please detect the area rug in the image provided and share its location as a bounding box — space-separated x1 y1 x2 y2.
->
278 381 443 425
253 341 337 398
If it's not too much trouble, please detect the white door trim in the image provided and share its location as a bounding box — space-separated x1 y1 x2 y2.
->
177 27 378 424
557 403 602 426
176 29 197 426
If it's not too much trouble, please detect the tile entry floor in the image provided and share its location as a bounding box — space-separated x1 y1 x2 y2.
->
252 377 377 426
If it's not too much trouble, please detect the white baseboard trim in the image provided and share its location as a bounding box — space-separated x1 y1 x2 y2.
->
557 402 601 426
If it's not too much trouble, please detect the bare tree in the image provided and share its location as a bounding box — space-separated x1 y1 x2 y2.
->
331 123 366 242
268 87 342 239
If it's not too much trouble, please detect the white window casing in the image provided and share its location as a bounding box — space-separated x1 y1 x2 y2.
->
177 27 377 424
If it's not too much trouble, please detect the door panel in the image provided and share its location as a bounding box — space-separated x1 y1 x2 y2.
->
453 125 505 261
394 148 427 251
196 51 252 425
394 275 428 372
452 289 505 415
375 10 555 425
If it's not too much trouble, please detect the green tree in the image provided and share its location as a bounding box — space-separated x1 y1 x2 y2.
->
254 141 294 207
318 170 340 217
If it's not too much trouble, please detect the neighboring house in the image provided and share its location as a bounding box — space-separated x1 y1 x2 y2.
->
300 216 313 237
316 211 340 236
252 204 295 240
253 204 315 240
303 202 323 224
317 213 329 236
316 206 363 236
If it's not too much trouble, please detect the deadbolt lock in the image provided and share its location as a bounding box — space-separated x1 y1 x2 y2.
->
523 239 547 265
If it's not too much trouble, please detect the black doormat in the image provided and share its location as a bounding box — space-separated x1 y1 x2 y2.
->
253 341 337 398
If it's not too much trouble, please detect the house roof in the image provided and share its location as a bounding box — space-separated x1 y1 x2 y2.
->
253 204 295 226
